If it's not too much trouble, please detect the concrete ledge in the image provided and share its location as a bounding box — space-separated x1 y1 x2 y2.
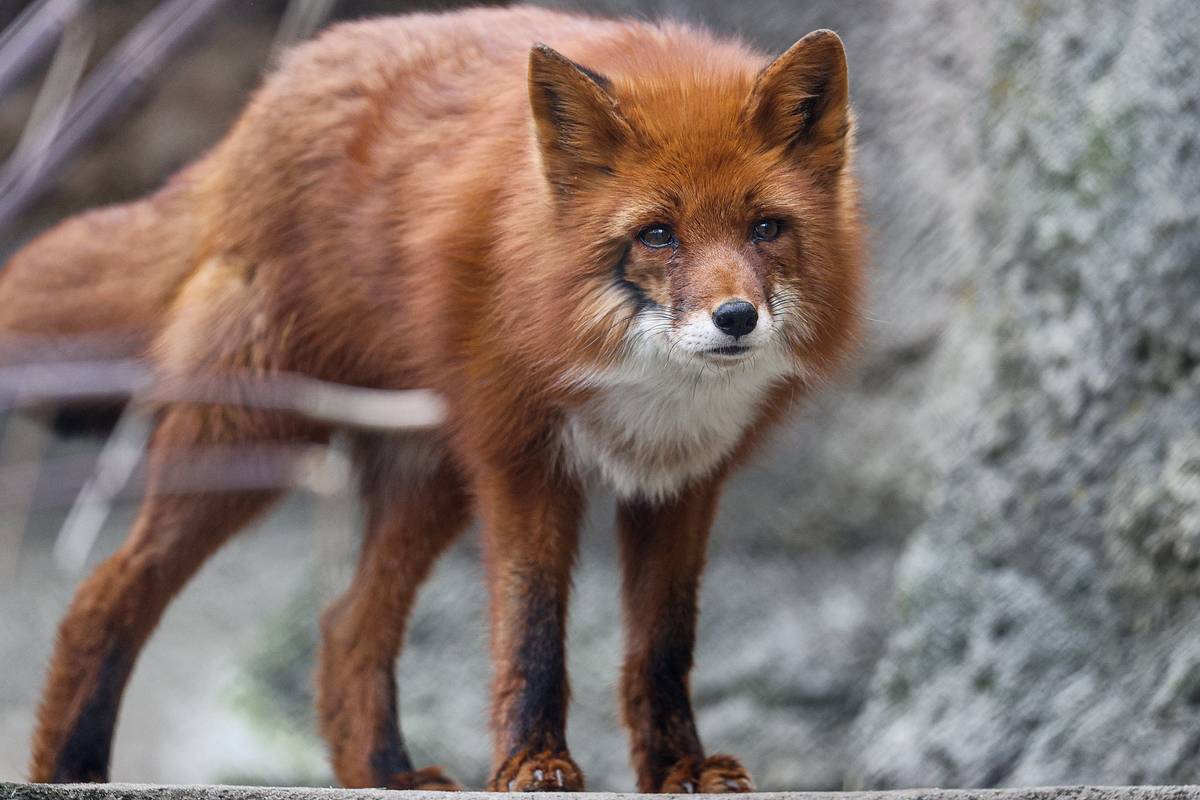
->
4 786 1200 800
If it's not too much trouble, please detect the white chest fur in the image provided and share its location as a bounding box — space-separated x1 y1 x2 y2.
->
561 357 790 501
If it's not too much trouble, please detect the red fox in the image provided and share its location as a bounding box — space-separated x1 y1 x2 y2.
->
0 5 864 792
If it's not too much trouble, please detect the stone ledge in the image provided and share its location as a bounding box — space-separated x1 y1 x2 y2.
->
4 786 1200 800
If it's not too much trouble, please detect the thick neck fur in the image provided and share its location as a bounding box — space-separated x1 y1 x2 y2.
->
416 18 862 496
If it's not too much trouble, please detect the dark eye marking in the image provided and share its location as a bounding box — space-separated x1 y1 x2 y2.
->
751 219 782 242
638 224 676 249
613 242 657 310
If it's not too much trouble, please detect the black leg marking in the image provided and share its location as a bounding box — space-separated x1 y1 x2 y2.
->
641 584 704 783
53 643 135 782
367 672 415 783
509 585 569 755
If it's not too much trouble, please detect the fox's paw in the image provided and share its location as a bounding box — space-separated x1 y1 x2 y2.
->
385 765 461 791
660 754 754 793
489 750 585 792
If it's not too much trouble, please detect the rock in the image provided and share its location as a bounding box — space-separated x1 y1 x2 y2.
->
848 0 1200 788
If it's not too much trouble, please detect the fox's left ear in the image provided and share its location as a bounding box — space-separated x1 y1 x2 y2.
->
528 43 631 194
742 29 851 171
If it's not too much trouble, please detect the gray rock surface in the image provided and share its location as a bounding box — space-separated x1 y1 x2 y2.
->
846 0 1200 789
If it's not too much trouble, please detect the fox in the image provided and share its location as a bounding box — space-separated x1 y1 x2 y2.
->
0 4 864 792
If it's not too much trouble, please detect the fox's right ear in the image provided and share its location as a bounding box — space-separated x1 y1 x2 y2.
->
528 43 631 194
742 29 851 173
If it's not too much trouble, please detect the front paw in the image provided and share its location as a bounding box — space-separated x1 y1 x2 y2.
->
385 766 461 791
489 750 585 792
660 754 754 793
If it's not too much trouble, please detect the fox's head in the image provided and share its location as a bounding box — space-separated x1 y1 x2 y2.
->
528 28 864 385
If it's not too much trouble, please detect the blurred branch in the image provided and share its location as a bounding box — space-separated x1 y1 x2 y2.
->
0 358 447 431
8 6 93 179
0 357 149 405
51 430 351 574
0 412 50 582
0 0 87 99
0 0 231 233
0 442 352 507
52 404 152 573
0 442 355 507
0 354 443 571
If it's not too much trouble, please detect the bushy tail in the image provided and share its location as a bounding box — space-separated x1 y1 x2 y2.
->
0 173 200 433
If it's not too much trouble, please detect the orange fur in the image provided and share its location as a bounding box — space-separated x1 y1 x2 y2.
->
1 5 864 790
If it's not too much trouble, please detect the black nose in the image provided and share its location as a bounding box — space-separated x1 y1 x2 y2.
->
712 300 758 338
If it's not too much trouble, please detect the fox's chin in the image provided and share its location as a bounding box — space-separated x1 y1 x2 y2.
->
696 347 755 367
703 344 751 359
681 342 770 369
677 339 808 379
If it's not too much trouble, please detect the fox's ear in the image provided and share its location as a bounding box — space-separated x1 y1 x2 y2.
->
528 43 630 193
742 30 851 172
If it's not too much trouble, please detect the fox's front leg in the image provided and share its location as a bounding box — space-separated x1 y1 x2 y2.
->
618 478 755 793
479 465 586 792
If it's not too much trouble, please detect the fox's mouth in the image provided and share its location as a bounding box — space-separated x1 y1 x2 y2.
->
703 345 751 359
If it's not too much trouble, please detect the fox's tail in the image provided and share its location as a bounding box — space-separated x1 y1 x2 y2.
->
0 172 200 433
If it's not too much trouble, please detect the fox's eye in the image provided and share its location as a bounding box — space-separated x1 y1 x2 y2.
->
638 225 676 249
752 219 781 241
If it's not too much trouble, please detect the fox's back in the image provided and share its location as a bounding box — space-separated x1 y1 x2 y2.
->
172 7 638 383
200 7 630 245
0 7 622 370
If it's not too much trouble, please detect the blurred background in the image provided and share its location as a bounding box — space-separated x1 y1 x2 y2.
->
0 0 1197 791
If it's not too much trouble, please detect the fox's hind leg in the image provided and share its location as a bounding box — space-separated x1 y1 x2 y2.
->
29 404 323 782
316 434 471 790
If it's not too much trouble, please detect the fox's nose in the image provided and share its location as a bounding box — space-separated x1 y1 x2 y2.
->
712 299 758 338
